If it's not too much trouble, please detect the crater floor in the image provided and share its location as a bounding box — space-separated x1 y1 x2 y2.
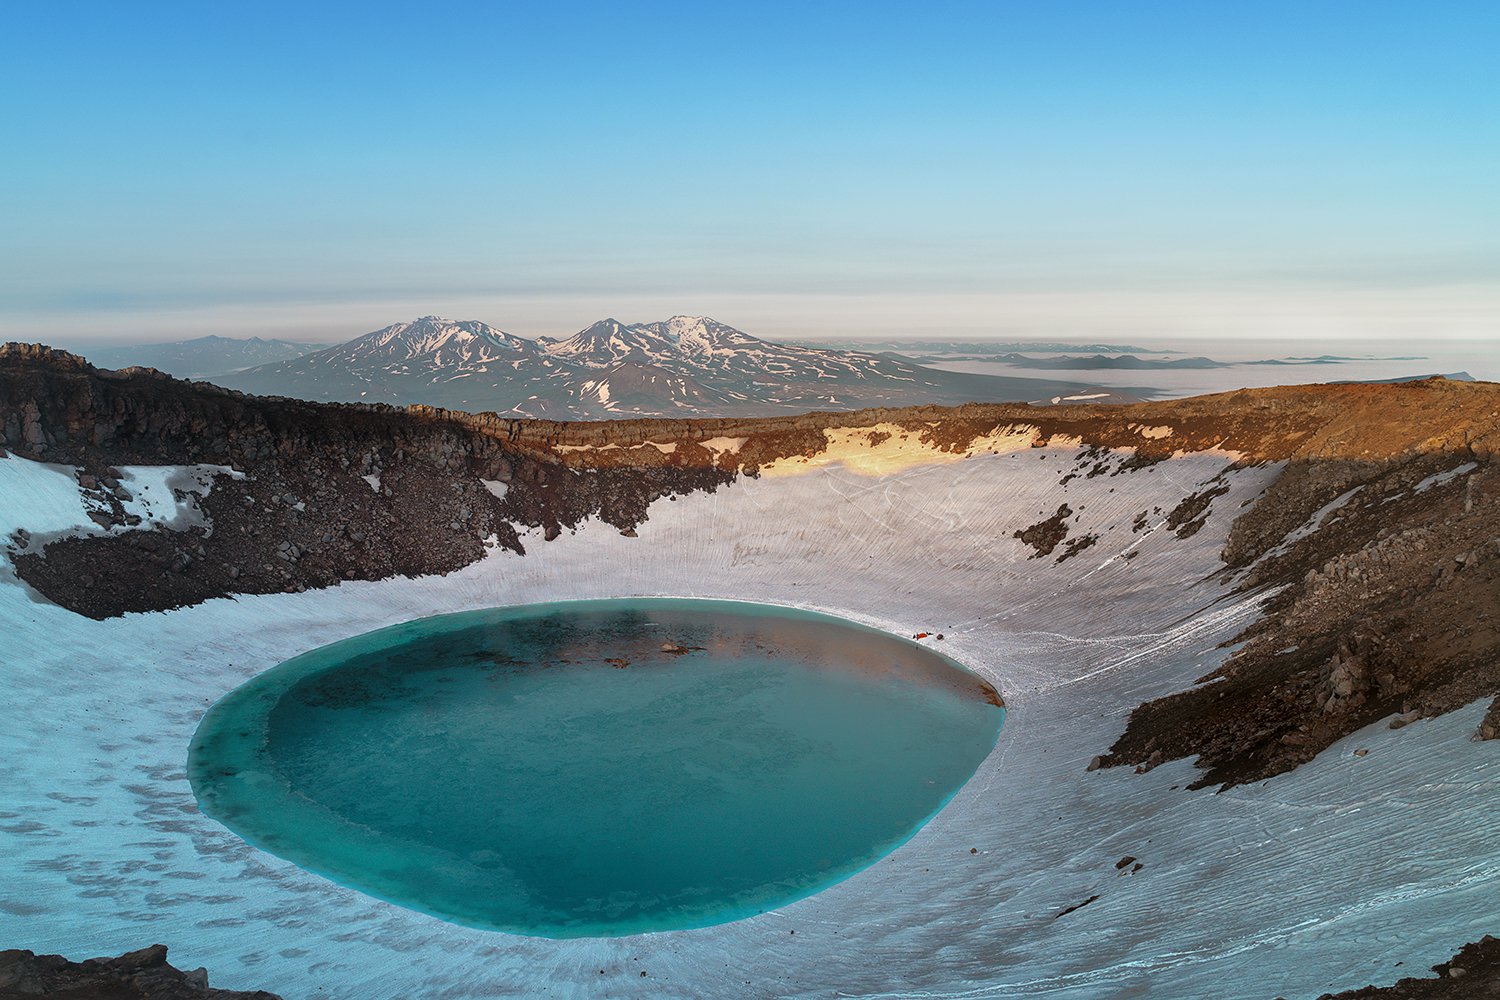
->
4 438 1498 998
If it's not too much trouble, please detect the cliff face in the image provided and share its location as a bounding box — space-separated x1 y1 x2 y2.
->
2 341 1499 791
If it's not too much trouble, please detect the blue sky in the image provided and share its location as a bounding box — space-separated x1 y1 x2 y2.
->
3 1 1497 344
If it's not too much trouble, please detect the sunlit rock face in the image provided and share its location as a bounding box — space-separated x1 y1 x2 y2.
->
2 347 1499 999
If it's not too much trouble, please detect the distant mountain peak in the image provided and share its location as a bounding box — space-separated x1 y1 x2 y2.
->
239 317 548 381
355 316 534 356
654 315 730 351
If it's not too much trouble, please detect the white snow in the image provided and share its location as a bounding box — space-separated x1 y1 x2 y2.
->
0 455 102 552
116 464 240 532
554 441 677 455
480 479 509 500
0 453 238 560
699 436 748 456
1250 485 1366 569
0 449 1495 999
1414 461 1478 494
361 474 381 492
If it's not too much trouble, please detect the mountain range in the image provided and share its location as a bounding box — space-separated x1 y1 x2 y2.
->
210 315 1148 418
81 335 328 379
989 353 1230 370
796 339 1162 354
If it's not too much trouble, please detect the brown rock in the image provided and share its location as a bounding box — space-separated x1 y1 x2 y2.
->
1476 696 1500 741
0 944 281 999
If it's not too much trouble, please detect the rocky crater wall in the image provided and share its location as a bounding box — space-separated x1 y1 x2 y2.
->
2 341 1499 791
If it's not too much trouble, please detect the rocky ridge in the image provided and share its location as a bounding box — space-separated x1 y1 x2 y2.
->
0 944 280 999
1314 936 1500 998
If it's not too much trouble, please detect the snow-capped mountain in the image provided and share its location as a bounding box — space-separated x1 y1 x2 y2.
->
543 318 673 367
542 315 1122 413
548 315 918 384
220 317 577 416
323 316 541 368
216 315 1146 417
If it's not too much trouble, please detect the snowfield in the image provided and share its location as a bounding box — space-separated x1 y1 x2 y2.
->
1 445 1496 999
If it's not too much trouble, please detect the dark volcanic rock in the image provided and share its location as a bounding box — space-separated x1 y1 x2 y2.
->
1164 480 1230 539
1313 935 1500 998
0 943 281 999
1477 697 1500 741
1014 504 1073 557
1104 450 1500 788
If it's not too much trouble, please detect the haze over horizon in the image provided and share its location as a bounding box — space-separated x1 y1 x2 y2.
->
4 2 1497 347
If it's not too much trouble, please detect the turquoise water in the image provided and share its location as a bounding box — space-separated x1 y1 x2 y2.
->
188 599 1004 938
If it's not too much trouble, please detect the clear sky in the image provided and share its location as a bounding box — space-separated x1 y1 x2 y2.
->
3 1 1497 345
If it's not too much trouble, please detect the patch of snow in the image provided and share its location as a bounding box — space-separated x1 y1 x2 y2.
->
0 456 239 569
1256 485 1365 565
115 465 239 533
554 441 676 455
361 474 381 492
0 454 101 552
700 436 749 456
1414 462 1478 494
760 422 1049 478
480 479 508 500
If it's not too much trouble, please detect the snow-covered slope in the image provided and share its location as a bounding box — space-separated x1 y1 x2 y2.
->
2 440 1496 1000
318 315 539 367
570 360 739 416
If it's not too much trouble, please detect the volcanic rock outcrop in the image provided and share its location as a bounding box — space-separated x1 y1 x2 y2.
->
0 944 281 999
1316 936 1500 998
